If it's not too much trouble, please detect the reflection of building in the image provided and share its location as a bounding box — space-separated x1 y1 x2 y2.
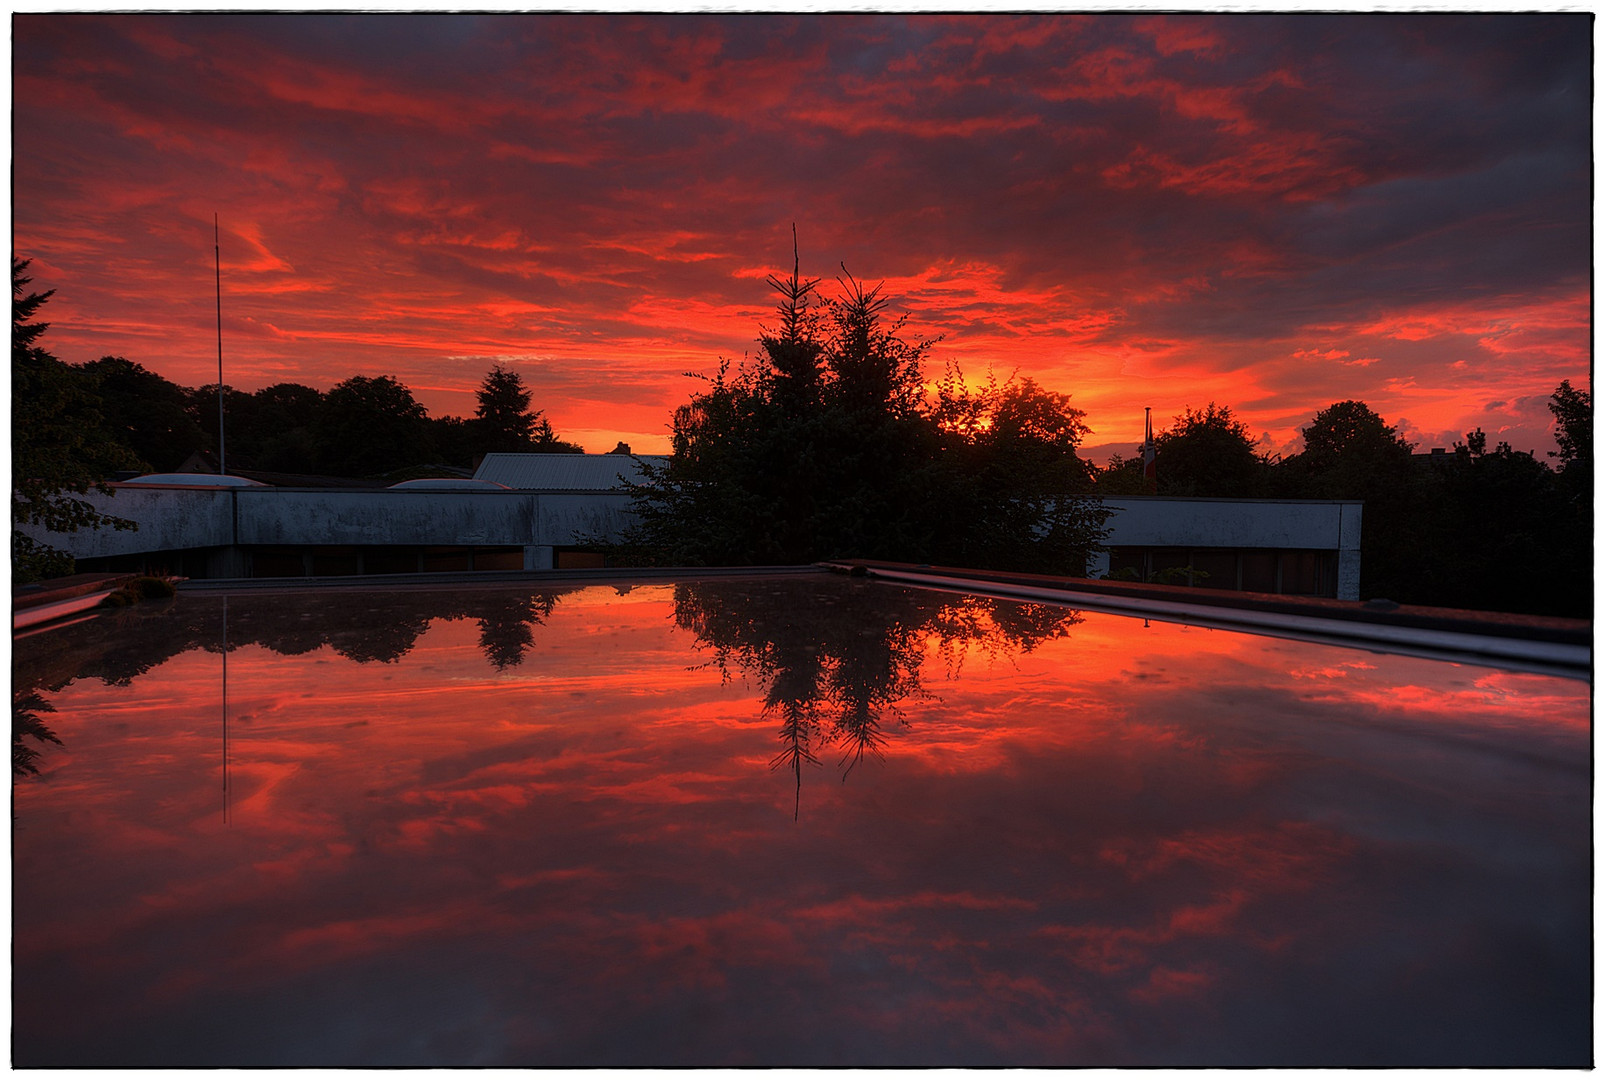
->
21 456 1360 599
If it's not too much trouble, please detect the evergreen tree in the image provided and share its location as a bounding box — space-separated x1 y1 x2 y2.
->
760 233 825 418
622 249 1106 573
474 363 538 453
429 414 478 470
1093 454 1149 495
468 363 583 457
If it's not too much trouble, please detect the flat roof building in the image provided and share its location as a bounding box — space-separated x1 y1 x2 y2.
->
22 456 1361 599
473 453 668 491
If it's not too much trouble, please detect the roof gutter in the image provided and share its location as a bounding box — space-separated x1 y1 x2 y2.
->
821 560 1590 681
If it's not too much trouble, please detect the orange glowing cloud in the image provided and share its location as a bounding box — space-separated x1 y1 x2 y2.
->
11 13 1590 459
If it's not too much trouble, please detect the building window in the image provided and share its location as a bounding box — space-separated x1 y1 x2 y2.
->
1105 548 1338 598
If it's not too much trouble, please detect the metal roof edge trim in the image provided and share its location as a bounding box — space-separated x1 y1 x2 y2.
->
824 561 1590 678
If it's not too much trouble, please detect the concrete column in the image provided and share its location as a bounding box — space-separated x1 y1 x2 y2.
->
524 545 554 571
1337 503 1364 601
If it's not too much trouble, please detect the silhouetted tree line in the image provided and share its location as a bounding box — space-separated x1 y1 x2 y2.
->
1097 392 1592 618
13 258 579 491
88 361 581 479
14 252 1591 617
614 247 1110 575
612 243 1589 618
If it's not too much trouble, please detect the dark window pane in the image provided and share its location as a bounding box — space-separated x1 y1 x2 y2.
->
311 556 358 576
474 549 525 571
252 552 305 578
1241 551 1278 593
422 550 472 573
1190 550 1237 590
364 550 417 575
1282 551 1322 595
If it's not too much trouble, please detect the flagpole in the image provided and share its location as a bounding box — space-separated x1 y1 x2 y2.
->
214 214 227 477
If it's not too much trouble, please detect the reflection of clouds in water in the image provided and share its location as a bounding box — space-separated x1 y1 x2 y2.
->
11 579 1592 1066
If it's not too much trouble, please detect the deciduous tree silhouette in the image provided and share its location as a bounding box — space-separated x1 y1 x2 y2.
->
1281 399 1421 602
314 375 436 476
12 258 139 581
1152 402 1266 497
1548 380 1591 472
1296 400 1415 486
78 356 205 473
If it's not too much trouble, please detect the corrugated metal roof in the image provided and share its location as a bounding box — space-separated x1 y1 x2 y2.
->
472 453 668 491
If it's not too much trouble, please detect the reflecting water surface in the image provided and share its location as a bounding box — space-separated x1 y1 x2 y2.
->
12 576 1591 1066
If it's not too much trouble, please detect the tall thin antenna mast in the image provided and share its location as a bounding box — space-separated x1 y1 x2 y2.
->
214 214 227 476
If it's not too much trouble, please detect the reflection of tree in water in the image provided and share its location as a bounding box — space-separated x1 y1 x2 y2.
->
11 587 568 777
475 593 559 671
16 588 566 680
674 577 1082 816
14 688 64 777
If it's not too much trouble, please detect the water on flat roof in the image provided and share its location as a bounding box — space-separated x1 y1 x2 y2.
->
11 576 1591 1067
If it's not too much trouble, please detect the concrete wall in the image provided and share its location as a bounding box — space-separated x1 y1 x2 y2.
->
236 490 537 547
1101 497 1360 550
23 487 1361 596
18 486 639 557
25 485 237 559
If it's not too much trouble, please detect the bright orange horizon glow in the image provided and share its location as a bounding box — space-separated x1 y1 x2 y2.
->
12 13 1591 461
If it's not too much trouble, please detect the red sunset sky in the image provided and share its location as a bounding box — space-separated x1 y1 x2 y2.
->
11 12 1592 461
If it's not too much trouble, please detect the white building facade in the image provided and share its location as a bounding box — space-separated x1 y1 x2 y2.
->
21 457 1362 600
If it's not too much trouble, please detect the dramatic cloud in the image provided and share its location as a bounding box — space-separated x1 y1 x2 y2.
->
13 12 1590 456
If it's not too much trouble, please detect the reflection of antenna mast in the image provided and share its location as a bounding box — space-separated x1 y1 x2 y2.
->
222 595 230 825
214 214 227 476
